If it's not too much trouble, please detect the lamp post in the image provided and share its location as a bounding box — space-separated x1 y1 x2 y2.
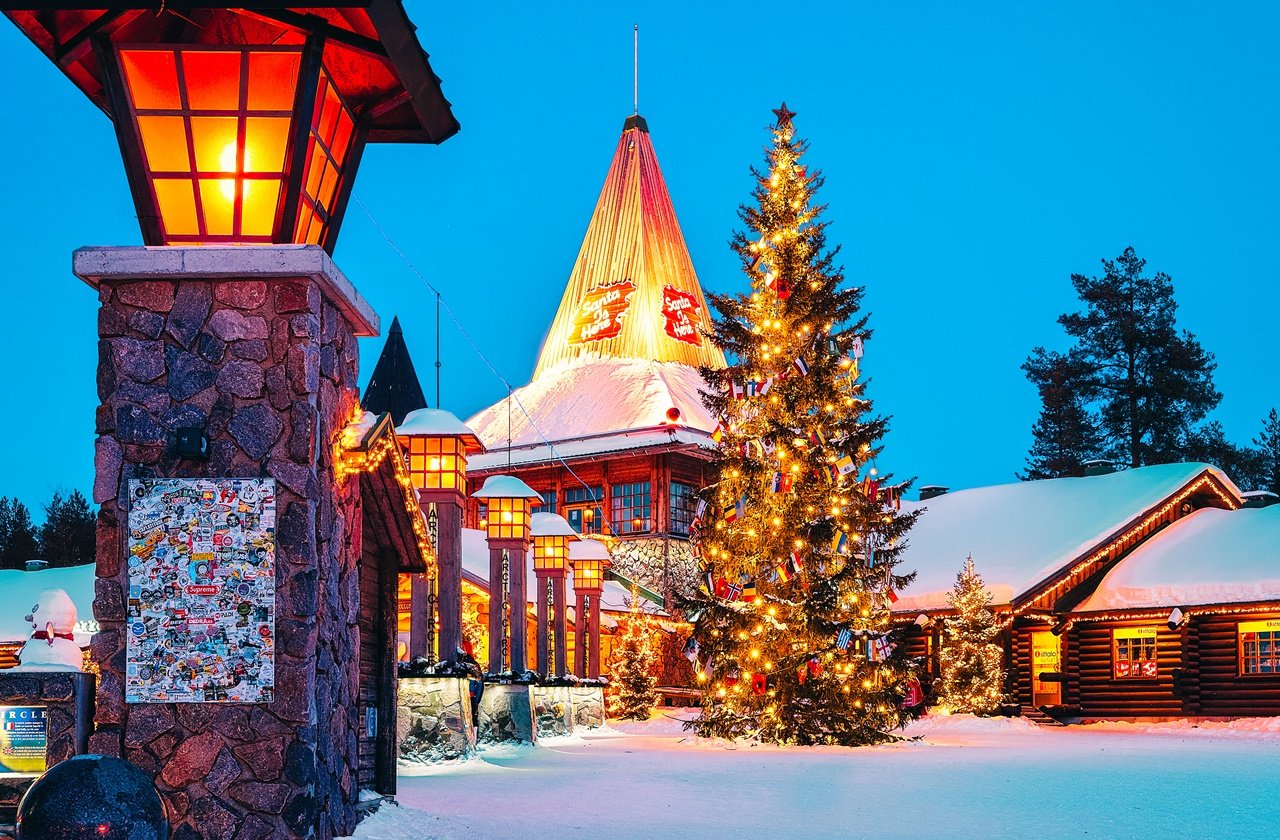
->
531 513 577 677
5 5 457 252
398 408 484 663
472 476 541 675
570 539 610 679
3 4 458 835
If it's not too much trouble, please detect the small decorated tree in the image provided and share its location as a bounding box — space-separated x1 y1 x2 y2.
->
937 556 1006 715
608 588 660 719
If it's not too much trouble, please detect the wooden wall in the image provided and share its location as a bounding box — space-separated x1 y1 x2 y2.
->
1066 621 1184 717
1186 612 1280 717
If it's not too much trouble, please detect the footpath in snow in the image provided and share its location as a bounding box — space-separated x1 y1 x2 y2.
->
354 711 1280 840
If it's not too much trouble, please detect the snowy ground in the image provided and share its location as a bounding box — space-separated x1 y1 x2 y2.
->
354 711 1280 839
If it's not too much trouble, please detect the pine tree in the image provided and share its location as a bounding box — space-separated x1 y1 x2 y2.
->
39 490 96 568
607 587 659 720
1252 409 1280 496
937 556 1006 715
1019 358 1101 480
684 105 919 746
1024 247 1220 468
1185 421 1265 491
1 500 39 570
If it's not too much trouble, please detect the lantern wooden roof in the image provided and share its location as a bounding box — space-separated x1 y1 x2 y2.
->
2 1 458 144
532 115 726 378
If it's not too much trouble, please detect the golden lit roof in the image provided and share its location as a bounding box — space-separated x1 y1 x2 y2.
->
532 115 726 378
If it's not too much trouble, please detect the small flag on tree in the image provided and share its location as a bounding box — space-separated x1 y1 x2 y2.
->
792 356 810 376
836 627 853 651
835 454 856 475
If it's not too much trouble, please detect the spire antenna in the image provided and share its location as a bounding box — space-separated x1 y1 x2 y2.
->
633 24 639 116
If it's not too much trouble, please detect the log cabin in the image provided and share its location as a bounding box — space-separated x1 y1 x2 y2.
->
892 462 1280 719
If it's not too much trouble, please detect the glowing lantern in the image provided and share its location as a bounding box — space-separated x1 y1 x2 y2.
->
397 409 484 493
532 513 578 574
5 5 459 251
570 539 610 594
472 475 541 542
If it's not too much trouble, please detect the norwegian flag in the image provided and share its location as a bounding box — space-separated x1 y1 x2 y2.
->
726 578 743 601
836 627 853 651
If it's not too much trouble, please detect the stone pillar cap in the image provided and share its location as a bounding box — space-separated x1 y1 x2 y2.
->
73 245 379 337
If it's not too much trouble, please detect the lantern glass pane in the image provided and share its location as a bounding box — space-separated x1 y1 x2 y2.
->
241 179 281 236
136 116 190 172
182 51 243 110
332 109 354 163
120 50 182 110
152 180 199 235
199 180 235 234
190 116 239 173
246 52 300 110
244 117 290 173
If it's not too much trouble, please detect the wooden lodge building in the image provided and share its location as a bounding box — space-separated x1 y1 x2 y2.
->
894 463 1280 720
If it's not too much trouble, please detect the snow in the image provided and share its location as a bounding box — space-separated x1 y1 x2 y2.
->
0 563 96 645
397 409 482 447
349 711 1280 839
466 359 717 468
469 427 712 471
1075 505 1280 612
892 463 1241 612
470 475 541 500
529 512 577 538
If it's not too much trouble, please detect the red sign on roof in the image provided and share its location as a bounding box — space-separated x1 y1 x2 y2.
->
661 285 703 346
569 280 637 345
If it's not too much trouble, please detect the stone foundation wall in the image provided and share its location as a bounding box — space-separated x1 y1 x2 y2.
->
568 686 605 729
530 685 572 738
0 672 94 824
397 677 475 763
86 253 365 840
477 684 535 744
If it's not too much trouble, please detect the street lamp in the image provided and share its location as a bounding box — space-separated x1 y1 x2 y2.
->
472 475 542 674
531 513 577 676
570 538 611 679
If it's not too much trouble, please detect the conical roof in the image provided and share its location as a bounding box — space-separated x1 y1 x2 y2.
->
362 316 428 425
532 115 726 378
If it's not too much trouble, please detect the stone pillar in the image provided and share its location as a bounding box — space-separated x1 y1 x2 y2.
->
79 245 377 840
420 489 464 661
486 538 528 674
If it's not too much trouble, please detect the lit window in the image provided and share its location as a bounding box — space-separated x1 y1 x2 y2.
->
533 489 557 515
1112 627 1158 679
564 486 603 536
1239 620 1280 675
611 481 651 535
670 481 697 536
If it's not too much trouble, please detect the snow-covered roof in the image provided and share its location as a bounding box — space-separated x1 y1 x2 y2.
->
569 538 611 562
0 564 96 645
893 463 1241 613
471 475 542 500
1075 506 1280 613
397 408 484 451
466 359 717 467
530 512 577 538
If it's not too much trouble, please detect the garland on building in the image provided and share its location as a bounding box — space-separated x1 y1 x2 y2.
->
608 586 661 719
682 104 921 746
937 556 1007 715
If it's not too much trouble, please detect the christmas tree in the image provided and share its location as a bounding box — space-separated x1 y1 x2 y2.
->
683 104 920 746
936 556 1006 715
607 587 660 720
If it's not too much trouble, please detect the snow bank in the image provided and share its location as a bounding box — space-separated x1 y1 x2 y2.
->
893 463 1239 611
1075 505 1280 611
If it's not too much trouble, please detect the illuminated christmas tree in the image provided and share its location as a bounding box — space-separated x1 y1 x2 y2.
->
684 104 920 746
937 556 1006 715
607 587 660 720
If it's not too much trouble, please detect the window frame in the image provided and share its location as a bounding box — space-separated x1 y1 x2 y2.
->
1238 620 1280 676
1111 627 1159 680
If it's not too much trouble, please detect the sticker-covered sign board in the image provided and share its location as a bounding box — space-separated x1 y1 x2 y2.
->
0 706 46 774
126 478 276 703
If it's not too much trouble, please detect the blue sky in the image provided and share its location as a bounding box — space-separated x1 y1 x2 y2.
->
1 1 1277 509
